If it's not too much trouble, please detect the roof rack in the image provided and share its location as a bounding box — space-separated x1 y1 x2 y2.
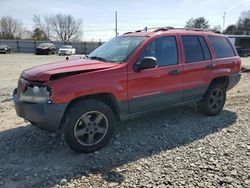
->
123 27 220 35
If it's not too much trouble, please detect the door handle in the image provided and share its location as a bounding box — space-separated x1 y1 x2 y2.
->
207 64 215 69
169 69 181 75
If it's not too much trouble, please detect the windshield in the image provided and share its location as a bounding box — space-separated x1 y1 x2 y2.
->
89 36 147 63
61 45 72 49
38 43 52 48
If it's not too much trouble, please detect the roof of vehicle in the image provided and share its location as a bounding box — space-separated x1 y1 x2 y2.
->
0 44 9 48
38 43 55 47
61 45 73 47
122 27 225 38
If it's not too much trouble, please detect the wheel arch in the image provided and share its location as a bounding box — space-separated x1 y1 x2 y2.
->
58 92 121 131
210 76 229 89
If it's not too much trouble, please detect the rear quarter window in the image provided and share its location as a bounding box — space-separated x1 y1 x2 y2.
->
208 36 235 58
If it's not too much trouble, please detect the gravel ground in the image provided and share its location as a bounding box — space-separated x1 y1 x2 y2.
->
0 53 249 188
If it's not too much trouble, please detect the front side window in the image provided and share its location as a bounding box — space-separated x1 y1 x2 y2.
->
140 36 178 67
89 36 147 63
208 36 235 58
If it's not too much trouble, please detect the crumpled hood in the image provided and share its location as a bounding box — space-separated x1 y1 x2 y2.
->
22 59 118 81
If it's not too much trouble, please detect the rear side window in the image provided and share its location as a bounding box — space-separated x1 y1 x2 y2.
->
182 36 204 63
208 36 235 58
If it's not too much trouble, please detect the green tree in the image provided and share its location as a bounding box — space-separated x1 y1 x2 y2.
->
224 24 238 35
32 27 48 40
185 17 210 29
236 18 250 35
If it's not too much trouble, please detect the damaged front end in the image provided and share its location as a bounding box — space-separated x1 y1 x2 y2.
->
16 77 52 104
13 76 68 132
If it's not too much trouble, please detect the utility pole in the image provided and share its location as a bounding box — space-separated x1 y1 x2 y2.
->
223 12 226 31
115 11 118 37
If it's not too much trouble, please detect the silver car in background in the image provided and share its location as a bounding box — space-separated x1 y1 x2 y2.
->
58 45 76 55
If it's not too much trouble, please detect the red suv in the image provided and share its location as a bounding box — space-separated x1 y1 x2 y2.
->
13 28 241 152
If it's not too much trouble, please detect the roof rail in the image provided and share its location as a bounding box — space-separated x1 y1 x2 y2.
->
122 27 220 35
123 32 133 35
153 27 218 32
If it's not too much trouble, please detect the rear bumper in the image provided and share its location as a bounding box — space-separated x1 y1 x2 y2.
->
227 73 241 91
13 89 68 132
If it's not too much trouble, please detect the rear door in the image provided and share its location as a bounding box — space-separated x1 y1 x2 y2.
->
127 36 183 113
180 35 212 102
208 36 240 75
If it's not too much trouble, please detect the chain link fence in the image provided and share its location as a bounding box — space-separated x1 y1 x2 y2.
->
0 40 103 54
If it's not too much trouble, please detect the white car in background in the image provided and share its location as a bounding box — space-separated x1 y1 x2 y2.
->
58 45 76 55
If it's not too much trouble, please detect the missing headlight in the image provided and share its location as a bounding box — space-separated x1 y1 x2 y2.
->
20 83 52 103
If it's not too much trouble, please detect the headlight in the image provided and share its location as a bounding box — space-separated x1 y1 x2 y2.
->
20 83 52 103
5 48 7 50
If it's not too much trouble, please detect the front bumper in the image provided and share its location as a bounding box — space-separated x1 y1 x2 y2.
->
58 50 71 55
13 89 68 132
227 73 241 91
0 49 7 53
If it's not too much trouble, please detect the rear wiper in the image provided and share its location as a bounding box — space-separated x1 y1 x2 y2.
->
89 56 107 62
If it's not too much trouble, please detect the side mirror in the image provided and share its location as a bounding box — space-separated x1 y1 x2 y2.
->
135 57 157 71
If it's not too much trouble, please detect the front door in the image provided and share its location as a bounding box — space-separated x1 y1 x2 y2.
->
127 36 183 113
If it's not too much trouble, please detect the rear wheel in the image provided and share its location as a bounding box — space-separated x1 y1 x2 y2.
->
197 82 226 116
62 99 116 153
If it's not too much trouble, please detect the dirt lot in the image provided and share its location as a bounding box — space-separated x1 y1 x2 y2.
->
0 53 249 188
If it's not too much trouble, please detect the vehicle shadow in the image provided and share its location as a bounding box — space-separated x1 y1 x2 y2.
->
0 105 238 187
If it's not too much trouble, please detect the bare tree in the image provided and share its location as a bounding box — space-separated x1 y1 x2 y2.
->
33 14 82 42
50 14 82 42
33 15 52 40
0 16 23 39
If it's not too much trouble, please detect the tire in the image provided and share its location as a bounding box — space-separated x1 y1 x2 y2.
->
197 82 226 116
62 99 116 153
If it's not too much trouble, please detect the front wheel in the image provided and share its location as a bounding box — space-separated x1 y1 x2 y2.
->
197 82 226 116
62 99 116 153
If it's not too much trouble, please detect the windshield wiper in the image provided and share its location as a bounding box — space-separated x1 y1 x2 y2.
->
89 56 107 62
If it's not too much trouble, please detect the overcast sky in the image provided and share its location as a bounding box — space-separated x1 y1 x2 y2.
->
0 0 249 41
